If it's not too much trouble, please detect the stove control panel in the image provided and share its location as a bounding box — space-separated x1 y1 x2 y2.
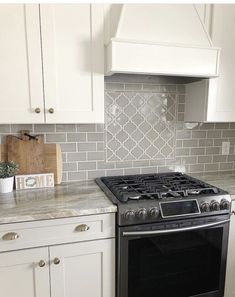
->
120 195 231 225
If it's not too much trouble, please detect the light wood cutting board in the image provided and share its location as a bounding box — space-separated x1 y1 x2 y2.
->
7 133 45 175
0 131 62 184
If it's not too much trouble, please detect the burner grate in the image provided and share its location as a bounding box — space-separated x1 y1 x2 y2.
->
101 172 221 203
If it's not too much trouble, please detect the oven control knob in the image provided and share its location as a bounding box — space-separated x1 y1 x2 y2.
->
210 200 220 211
136 208 147 219
124 210 135 220
200 202 210 213
220 199 230 210
149 207 160 218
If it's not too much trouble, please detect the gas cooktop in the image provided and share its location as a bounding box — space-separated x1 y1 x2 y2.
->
98 172 222 202
96 172 231 226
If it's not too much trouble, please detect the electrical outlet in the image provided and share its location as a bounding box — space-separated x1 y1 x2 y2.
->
222 142 230 155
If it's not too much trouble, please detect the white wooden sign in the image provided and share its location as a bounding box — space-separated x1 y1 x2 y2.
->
15 173 54 190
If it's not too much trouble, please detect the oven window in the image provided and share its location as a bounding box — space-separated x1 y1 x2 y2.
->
128 227 223 297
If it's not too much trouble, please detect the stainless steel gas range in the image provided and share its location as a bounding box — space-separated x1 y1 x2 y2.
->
96 172 231 297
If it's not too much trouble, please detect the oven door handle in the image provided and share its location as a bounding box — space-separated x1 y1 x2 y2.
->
122 219 230 237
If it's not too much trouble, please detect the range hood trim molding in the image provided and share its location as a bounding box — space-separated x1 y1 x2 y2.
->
106 37 221 51
105 39 220 78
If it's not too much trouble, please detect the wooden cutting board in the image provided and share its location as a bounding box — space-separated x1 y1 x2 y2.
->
44 144 62 184
7 133 45 175
0 131 62 184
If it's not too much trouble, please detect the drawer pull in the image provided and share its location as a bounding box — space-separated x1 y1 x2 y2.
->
2 232 19 241
38 260 46 268
75 224 90 232
53 257 60 265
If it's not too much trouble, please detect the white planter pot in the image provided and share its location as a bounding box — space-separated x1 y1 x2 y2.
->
0 176 14 194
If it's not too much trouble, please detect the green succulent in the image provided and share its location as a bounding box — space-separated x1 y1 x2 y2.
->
0 161 19 178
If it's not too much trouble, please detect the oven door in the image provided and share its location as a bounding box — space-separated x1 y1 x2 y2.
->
117 216 230 297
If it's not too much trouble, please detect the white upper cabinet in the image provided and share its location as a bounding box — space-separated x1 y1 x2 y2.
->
0 4 44 123
185 5 235 122
40 4 104 123
0 4 104 124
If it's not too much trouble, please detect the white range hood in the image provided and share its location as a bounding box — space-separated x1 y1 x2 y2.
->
104 4 220 78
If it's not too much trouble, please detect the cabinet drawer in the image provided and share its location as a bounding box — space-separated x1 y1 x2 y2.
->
0 213 115 252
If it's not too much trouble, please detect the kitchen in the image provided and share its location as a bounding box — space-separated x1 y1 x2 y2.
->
0 2 235 297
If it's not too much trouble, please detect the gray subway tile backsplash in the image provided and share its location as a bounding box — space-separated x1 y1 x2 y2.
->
60 143 77 152
62 162 77 172
56 124 76 132
0 124 10 133
34 124 55 133
46 133 66 143
77 142 96 152
77 161 96 171
67 152 86 162
77 124 96 132
11 124 33 133
1 77 235 182
198 156 212 164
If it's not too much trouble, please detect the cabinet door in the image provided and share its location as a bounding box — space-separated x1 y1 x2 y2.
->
50 238 115 297
207 5 235 122
40 4 104 123
225 201 235 297
0 247 50 297
0 4 44 123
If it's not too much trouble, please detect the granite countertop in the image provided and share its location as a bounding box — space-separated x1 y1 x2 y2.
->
0 181 117 225
190 171 235 199
1 171 235 225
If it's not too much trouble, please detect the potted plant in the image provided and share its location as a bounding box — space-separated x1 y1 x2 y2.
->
0 161 19 193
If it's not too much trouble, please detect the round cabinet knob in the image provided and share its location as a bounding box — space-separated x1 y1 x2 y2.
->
48 108 54 114
136 208 147 219
149 207 160 218
38 260 46 268
210 200 220 211
124 210 135 220
220 199 230 210
35 107 41 114
53 257 60 265
200 202 210 213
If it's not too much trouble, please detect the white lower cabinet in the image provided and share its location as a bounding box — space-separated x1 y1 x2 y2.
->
0 247 50 297
0 214 115 297
50 239 115 297
224 201 235 297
